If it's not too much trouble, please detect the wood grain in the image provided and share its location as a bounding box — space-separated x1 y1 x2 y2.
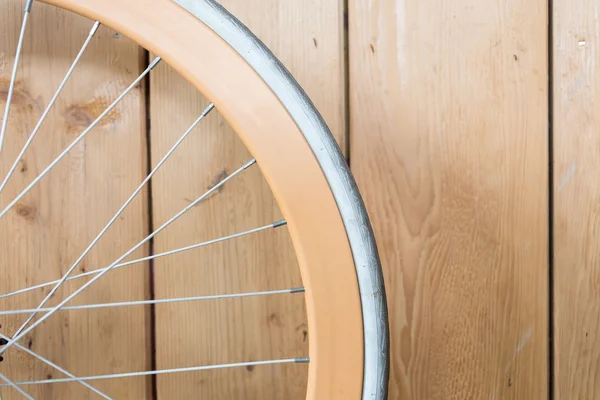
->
349 0 549 398
0 1 151 398
150 1 345 398
553 0 600 397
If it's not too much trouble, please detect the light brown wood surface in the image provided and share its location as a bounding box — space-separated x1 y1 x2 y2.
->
148 0 346 398
553 0 600 397
349 0 549 398
0 1 151 399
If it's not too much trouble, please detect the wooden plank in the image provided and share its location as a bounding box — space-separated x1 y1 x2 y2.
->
0 1 151 398
553 1 600 398
150 1 345 398
349 0 548 398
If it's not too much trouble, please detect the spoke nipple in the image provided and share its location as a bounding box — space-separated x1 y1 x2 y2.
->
272 220 287 228
149 57 162 70
90 21 101 36
243 159 257 169
290 287 305 294
295 357 310 364
25 0 33 12
202 103 215 117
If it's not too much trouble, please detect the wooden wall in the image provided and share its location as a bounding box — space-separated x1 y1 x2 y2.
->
0 0 598 398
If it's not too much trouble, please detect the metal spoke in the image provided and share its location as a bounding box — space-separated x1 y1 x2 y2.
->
0 158 255 356
0 21 101 196
0 358 310 386
0 220 286 299
0 56 162 224
0 334 112 400
0 1 309 395
0 288 304 316
10 102 214 340
0 0 33 160
0 373 34 400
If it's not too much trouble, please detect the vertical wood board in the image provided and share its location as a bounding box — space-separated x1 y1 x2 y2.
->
150 0 346 398
349 0 549 397
553 0 600 397
0 1 151 398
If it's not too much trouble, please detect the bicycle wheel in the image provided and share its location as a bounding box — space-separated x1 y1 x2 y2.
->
0 0 389 398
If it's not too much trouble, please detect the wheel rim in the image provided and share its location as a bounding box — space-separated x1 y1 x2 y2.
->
0 0 389 398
